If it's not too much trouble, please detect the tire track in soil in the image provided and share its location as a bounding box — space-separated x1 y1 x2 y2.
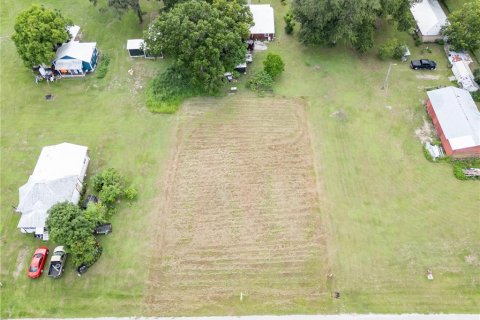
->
144 97 328 314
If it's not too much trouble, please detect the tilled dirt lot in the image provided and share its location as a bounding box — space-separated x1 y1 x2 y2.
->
144 97 327 314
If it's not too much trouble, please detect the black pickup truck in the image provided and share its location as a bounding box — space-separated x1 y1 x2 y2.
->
47 246 67 278
410 59 437 70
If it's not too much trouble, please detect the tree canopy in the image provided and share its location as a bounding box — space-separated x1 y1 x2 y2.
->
442 0 480 52
292 0 414 52
263 53 285 79
11 5 72 68
145 0 253 93
46 202 99 266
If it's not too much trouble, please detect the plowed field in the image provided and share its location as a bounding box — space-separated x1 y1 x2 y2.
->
144 97 327 314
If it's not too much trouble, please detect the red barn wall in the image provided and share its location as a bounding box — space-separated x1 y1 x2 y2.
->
427 99 480 158
426 99 453 156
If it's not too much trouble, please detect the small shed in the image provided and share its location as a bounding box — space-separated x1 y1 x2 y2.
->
53 42 98 77
17 143 90 235
248 4 275 41
67 25 81 42
410 0 447 42
127 39 145 57
426 87 480 157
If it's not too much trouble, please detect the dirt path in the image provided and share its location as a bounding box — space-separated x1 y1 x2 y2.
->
144 97 327 314
13 247 29 279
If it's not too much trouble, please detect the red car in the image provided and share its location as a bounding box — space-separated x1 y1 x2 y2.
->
27 246 49 279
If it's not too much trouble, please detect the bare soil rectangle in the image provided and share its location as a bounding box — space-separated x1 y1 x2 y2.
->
144 97 327 314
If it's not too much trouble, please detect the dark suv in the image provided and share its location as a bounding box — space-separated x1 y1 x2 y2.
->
410 59 436 70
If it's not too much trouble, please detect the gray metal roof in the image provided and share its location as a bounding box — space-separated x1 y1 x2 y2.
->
427 87 480 150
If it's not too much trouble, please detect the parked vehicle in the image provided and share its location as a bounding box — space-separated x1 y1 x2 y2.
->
47 246 67 278
410 59 436 70
76 242 103 276
27 246 49 279
246 53 253 63
94 223 112 235
82 194 98 209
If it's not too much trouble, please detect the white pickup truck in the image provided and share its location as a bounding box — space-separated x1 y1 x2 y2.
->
47 246 67 278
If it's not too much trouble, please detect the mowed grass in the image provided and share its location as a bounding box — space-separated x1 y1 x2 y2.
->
0 0 174 317
262 0 480 313
1 0 479 317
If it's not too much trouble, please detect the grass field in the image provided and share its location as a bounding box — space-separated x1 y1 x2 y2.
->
1 0 479 317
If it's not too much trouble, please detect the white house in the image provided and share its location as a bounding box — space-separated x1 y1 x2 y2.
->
17 143 90 238
410 0 447 42
248 4 275 40
127 39 146 57
53 42 98 76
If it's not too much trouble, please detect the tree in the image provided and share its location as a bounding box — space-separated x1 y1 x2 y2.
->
263 53 285 79
292 0 414 52
247 71 274 92
145 0 253 93
378 38 406 60
89 0 143 23
46 202 93 246
109 0 144 23
442 1 480 52
284 11 296 34
11 5 72 68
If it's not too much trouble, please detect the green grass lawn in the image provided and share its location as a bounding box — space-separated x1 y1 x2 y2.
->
1 0 479 317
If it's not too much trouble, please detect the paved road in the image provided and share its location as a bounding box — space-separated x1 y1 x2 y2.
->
17 315 480 320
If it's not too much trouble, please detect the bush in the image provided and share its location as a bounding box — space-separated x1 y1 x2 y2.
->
96 54 110 79
378 38 406 60
247 71 274 92
471 91 480 102
84 202 108 226
99 183 123 205
414 36 422 47
146 67 200 114
284 11 295 34
473 69 480 85
124 185 138 200
263 53 285 79
92 168 123 192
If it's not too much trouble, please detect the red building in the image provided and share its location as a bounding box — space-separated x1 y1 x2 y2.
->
426 87 480 158
248 4 275 41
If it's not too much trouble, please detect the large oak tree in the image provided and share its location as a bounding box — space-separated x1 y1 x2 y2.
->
442 0 480 52
145 0 253 93
292 0 414 53
12 5 72 68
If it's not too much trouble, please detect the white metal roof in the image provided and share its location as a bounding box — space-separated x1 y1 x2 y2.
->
410 0 447 36
127 39 145 50
427 87 480 150
67 25 80 41
17 143 89 229
248 4 275 35
54 42 97 63
451 61 479 92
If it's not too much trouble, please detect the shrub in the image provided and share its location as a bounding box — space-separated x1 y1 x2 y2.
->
99 183 123 205
471 91 480 102
96 54 110 79
263 53 285 79
284 11 295 34
146 67 200 114
92 168 123 192
124 185 138 200
378 38 406 60
473 69 480 85
247 71 274 92
84 202 108 226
